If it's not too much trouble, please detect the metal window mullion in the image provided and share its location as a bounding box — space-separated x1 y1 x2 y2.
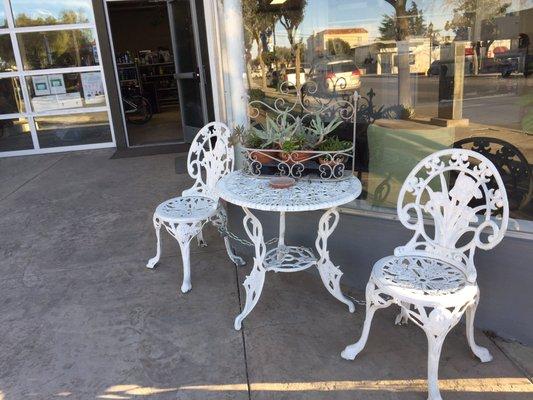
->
23 65 102 76
0 112 23 120
31 106 109 118
103 1 130 147
0 71 18 78
4 0 38 149
88 24 116 146
0 141 115 158
12 23 94 34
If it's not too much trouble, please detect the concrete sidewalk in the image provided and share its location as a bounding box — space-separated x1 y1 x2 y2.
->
0 149 531 399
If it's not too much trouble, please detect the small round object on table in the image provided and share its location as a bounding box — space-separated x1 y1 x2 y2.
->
269 176 296 189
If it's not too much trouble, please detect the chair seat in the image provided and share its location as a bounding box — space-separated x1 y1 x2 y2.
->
154 196 218 223
371 255 477 306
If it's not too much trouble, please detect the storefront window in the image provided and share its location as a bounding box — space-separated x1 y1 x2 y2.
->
35 111 112 148
0 35 16 72
242 0 533 224
25 72 106 112
10 0 94 27
0 1 113 154
0 118 32 152
0 77 24 114
17 29 98 70
0 8 7 28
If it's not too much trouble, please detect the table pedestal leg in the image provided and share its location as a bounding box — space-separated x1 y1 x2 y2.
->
315 207 355 313
234 207 266 330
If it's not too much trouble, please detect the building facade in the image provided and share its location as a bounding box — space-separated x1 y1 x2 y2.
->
0 0 532 343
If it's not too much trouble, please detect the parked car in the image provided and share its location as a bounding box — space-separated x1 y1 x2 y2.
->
427 59 474 76
307 60 361 93
284 67 306 87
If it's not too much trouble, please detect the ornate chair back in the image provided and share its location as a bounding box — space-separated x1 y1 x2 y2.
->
453 137 532 211
183 122 234 200
395 149 509 283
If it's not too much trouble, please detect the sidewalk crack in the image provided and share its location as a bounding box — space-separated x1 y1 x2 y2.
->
0 154 67 203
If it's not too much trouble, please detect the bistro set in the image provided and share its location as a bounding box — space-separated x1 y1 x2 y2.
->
144 92 509 400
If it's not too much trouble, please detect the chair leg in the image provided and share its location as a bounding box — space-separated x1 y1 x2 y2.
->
211 206 245 266
168 221 202 294
224 236 245 266
419 306 459 400
196 229 207 247
426 331 446 400
395 302 411 325
177 239 192 293
466 290 492 362
341 281 391 360
146 216 162 269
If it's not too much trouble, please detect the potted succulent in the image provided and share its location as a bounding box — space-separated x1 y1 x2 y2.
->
305 114 343 149
280 133 310 164
316 137 352 166
232 114 294 164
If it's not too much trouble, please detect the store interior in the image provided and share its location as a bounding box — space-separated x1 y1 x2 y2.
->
108 0 183 146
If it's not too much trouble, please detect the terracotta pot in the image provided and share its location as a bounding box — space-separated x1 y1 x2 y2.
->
248 150 276 165
281 151 311 164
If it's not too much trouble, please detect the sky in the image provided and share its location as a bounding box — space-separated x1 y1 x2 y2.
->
272 0 533 46
7 0 94 23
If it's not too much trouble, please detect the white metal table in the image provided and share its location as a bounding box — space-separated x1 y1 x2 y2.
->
216 171 362 330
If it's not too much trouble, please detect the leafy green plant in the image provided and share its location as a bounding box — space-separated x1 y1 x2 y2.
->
317 137 352 152
305 115 343 148
248 113 301 148
317 137 352 164
280 134 306 152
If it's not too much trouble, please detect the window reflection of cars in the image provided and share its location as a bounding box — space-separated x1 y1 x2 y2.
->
284 67 306 87
426 60 473 76
307 60 361 93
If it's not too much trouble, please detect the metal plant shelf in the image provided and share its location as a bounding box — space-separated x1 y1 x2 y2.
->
242 146 354 180
243 81 359 180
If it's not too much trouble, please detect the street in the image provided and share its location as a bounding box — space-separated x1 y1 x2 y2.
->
358 74 529 130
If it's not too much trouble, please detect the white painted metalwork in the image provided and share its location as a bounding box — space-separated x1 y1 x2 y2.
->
216 171 360 212
147 122 245 293
216 171 362 330
244 83 359 180
341 149 509 400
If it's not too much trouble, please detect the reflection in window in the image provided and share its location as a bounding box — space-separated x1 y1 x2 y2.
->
0 118 32 152
0 35 16 72
36 112 111 148
0 8 6 28
242 0 533 222
11 0 93 27
17 29 98 70
0 78 25 114
26 72 106 112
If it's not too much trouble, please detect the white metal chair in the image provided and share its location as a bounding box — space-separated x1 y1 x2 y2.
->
146 122 245 293
341 149 509 400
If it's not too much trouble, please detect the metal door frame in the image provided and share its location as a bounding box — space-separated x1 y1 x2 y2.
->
168 0 209 142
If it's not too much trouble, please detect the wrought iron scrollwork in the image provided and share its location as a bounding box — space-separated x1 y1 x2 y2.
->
245 81 357 180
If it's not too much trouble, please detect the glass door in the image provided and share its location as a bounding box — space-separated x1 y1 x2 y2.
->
167 0 208 142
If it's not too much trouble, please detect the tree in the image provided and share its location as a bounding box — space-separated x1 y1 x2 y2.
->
275 0 308 90
379 1 427 41
243 0 277 89
445 0 510 73
326 38 351 56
